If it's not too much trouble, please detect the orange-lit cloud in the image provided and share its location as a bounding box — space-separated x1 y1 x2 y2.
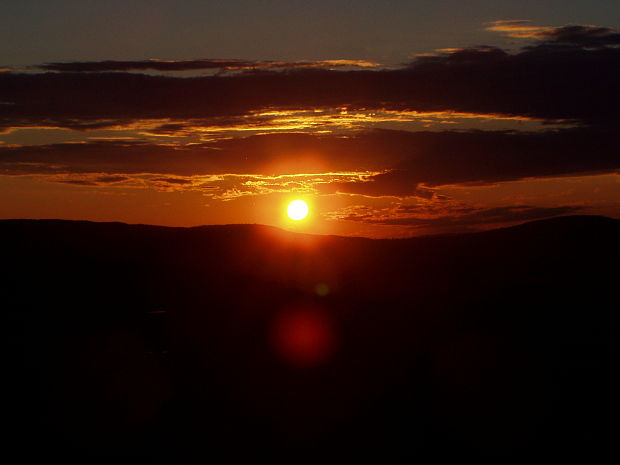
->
40 171 379 202
485 20 553 34
2 128 619 199
1 109 564 144
36 58 380 73
486 20 620 47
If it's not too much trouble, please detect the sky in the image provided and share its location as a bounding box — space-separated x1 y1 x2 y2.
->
1 0 619 237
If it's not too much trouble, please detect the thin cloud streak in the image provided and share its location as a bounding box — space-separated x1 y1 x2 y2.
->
37 59 380 73
38 171 378 201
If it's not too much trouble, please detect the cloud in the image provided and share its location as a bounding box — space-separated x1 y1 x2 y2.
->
539 25 620 47
44 171 375 200
317 128 620 196
36 59 379 73
0 108 552 138
1 128 618 198
150 177 193 185
2 33 619 129
0 136 383 176
486 20 541 32
94 175 128 183
45 174 129 187
54 179 99 186
487 21 620 48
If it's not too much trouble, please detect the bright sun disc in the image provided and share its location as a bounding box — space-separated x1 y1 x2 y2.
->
287 199 309 221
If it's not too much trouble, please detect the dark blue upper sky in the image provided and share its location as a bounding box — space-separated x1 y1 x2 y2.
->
2 0 618 67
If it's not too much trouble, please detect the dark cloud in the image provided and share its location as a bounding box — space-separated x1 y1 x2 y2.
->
0 131 419 177
36 59 378 73
0 136 364 176
2 37 618 129
1 129 618 197
0 140 224 176
53 179 98 186
94 175 128 183
487 21 620 48
317 128 620 196
48 175 128 186
534 25 620 48
151 177 193 185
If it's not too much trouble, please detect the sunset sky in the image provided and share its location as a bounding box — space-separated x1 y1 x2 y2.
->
1 0 619 237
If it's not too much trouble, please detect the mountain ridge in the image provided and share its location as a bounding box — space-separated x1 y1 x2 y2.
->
3 214 618 461
2 213 618 240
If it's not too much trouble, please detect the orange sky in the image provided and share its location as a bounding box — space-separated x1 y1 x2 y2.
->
1 20 619 237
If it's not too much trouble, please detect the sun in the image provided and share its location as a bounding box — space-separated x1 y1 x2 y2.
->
287 199 309 221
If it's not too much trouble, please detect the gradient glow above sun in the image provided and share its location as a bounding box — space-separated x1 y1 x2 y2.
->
287 199 309 221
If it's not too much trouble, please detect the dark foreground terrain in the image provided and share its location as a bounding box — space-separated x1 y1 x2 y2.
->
3 216 619 462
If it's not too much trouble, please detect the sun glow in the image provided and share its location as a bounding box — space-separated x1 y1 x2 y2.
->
287 199 309 221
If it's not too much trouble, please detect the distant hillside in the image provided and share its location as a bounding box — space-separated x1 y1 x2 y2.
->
3 216 619 462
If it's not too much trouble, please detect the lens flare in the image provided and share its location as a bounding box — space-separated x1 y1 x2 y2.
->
287 199 309 221
272 309 334 367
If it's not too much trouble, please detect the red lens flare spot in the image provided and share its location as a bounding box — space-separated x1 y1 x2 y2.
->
272 309 335 367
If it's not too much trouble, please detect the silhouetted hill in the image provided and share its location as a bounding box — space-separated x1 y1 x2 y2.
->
3 216 618 462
